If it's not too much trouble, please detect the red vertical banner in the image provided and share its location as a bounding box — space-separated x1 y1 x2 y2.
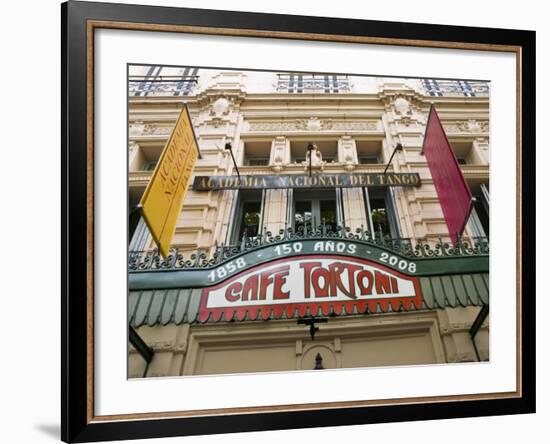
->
422 105 473 244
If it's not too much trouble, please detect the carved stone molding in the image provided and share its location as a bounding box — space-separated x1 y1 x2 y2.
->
206 117 226 128
440 321 487 336
129 121 144 136
443 120 489 133
295 117 330 131
270 136 288 172
250 121 300 132
382 94 426 127
211 96 231 117
331 121 379 131
339 135 357 172
247 118 379 132
129 123 173 136
195 90 246 115
188 94 245 128
129 340 187 354
143 124 173 135
449 352 476 363
394 96 412 115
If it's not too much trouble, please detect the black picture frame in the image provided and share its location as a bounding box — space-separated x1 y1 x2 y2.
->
61 1 536 442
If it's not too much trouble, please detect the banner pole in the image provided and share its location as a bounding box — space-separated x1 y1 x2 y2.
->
383 143 403 174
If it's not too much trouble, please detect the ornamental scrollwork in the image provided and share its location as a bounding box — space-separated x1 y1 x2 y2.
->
128 224 489 271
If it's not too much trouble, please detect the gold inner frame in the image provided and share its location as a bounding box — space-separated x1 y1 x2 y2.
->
85 19 523 423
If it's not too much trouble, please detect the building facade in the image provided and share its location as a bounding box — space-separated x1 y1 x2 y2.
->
128 67 490 378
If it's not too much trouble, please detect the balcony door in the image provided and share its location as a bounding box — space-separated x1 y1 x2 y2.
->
292 190 339 234
230 190 264 244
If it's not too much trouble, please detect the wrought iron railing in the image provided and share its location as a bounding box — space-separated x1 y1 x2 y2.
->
421 79 489 97
129 75 199 97
128 223 489 271
277 74 351 93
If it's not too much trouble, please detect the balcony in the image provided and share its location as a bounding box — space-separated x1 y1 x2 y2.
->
421 79 489 97
129 75 199 97
277 74 351 94
129 223 489 272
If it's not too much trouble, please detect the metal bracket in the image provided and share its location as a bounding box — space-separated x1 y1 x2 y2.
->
383 143 403 174
224 142 241 182
469 304 489 361
129 325 155 377
297 317 328 340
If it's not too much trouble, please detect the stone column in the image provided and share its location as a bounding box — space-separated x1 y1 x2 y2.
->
473 137 490 164
341 188 368 233
128 324 191 378
195 95 243 253
337 136 357 171
378 84 451 242
437 307 489 363
337 136 366 232
128 141 142 171
262 189 288 237
270 136 290 172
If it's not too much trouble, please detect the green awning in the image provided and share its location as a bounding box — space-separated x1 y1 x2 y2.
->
129 273 488 327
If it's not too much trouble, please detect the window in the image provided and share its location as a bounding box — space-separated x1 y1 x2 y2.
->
129 65 199 97
450 141 484 165
358 155 380 165
242 141 271 166
290 141 338 164
277 74 350 93
129 217 151 251
238 201 262 238
230 190 264 243
468 182 489 238
292 190 339 233
173 67 199 96
364 188 400 239
132 144 162 172
294 200 312 233
128 188 151 251
246 158 270 166
369 198 391 236
356 140 383 164
319 199 338 233
142 160 157 171
456 157 468 165
421 79 489 97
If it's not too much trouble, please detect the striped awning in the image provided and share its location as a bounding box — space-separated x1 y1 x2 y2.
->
129 273 488 327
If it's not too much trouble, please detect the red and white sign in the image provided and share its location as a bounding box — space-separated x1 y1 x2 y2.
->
199 255 422 322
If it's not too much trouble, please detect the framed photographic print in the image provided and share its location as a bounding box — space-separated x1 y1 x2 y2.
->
61 0 536 442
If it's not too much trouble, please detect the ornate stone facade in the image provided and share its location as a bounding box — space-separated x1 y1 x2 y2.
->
128 67 490 377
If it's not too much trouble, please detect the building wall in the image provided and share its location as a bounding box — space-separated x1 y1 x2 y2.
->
128 67 489 378
129 308 489 378
128 68 489 253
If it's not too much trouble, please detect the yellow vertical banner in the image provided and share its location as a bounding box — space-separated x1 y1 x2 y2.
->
139 104 199 257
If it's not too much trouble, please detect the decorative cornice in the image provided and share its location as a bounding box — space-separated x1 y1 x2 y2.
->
130 122 174 136
246 118 381 133
129 341 187 354
442 120 489 134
